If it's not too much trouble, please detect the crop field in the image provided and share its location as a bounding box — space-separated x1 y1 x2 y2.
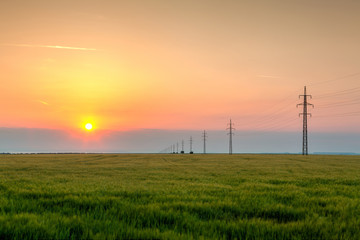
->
0 154 360 239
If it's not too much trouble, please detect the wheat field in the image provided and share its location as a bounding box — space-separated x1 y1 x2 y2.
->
0 154 359 239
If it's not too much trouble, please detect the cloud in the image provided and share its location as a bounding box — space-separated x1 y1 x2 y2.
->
37 100 49 106
1 43 97 51
257 75 280 79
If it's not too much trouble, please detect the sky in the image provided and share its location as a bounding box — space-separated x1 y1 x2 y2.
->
0 0 360 153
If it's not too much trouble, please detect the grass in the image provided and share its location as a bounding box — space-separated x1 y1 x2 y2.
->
0 154 360 239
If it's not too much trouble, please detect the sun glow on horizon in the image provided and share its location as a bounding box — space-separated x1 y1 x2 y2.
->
85 123 93 131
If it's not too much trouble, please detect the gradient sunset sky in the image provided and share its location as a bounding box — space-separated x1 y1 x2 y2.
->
1 0 360 152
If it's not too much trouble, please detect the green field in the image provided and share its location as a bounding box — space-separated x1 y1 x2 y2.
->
0 154 360 239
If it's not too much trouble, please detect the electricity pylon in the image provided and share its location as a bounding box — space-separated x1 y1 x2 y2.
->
202 130 207 154
297 86 314 155
181 140 184 154
227 119 235 155
189 136 193 154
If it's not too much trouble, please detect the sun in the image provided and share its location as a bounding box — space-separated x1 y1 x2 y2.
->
85 123 93 131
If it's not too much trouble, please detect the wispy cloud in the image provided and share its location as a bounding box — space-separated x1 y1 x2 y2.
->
257 75 280 79
2 43 97 51
36 100 50 106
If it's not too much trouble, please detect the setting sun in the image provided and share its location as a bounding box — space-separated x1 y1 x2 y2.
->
85 123 93 131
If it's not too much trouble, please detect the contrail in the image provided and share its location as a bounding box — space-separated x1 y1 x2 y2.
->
1 43 97 51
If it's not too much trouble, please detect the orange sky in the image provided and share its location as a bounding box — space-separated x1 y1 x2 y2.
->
1 0 360 134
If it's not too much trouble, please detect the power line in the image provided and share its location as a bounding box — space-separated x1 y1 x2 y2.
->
314 87 360 99
317 100 360 109
297 86 314 155
243 110 298 131
237 97 299 132
240 118 298 134
309 72 360 86
314 110 360 118
237 118 299 137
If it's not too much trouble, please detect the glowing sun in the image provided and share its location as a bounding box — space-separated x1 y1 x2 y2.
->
85 123 93 131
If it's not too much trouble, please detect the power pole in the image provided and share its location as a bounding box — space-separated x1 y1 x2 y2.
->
189 136 193 154
202 130 207 154
227 119 235 155
176 142 179 154
181 140 184 154
297 86 314 155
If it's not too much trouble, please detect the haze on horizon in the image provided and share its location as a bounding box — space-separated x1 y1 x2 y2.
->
0 0 359 153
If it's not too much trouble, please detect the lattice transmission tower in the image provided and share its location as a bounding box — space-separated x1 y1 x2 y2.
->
189 136 194 154
297 86 314 155
202 130 207 154
227 119 235 155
